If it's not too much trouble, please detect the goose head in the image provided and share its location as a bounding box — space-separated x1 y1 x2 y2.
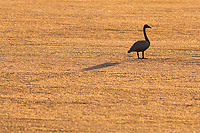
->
144 24 151 29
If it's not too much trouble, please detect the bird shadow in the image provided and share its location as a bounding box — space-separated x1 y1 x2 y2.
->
127 54 148 59
81 62 120 72
138 58 148 59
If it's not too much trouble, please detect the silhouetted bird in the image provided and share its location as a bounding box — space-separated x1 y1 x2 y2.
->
128 24 151 59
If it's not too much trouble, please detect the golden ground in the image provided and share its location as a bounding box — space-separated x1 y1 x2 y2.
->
0 0 200 132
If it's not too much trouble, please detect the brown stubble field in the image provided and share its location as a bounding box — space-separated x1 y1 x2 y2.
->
0 0 200 132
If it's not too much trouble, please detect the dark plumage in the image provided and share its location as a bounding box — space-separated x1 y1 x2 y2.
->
128 24 151 59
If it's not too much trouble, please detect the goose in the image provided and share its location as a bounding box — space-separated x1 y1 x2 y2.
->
128 24 151 59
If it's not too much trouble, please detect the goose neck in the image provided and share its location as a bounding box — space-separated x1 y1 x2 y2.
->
143 27 150 44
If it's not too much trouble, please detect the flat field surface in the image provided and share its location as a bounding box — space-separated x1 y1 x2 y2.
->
0 0 200 132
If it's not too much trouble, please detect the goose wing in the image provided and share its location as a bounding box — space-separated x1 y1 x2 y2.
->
128 40 150 52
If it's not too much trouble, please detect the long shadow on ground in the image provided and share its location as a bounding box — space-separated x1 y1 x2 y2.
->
81 62 120 72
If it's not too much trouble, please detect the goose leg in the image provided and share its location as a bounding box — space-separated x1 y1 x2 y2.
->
142 51 144 59
137 52 140 59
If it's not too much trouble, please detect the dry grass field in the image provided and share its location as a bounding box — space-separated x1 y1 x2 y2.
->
0 0 200 132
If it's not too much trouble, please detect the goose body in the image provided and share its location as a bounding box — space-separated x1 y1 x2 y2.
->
128 24 151 59
128 40 150 53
